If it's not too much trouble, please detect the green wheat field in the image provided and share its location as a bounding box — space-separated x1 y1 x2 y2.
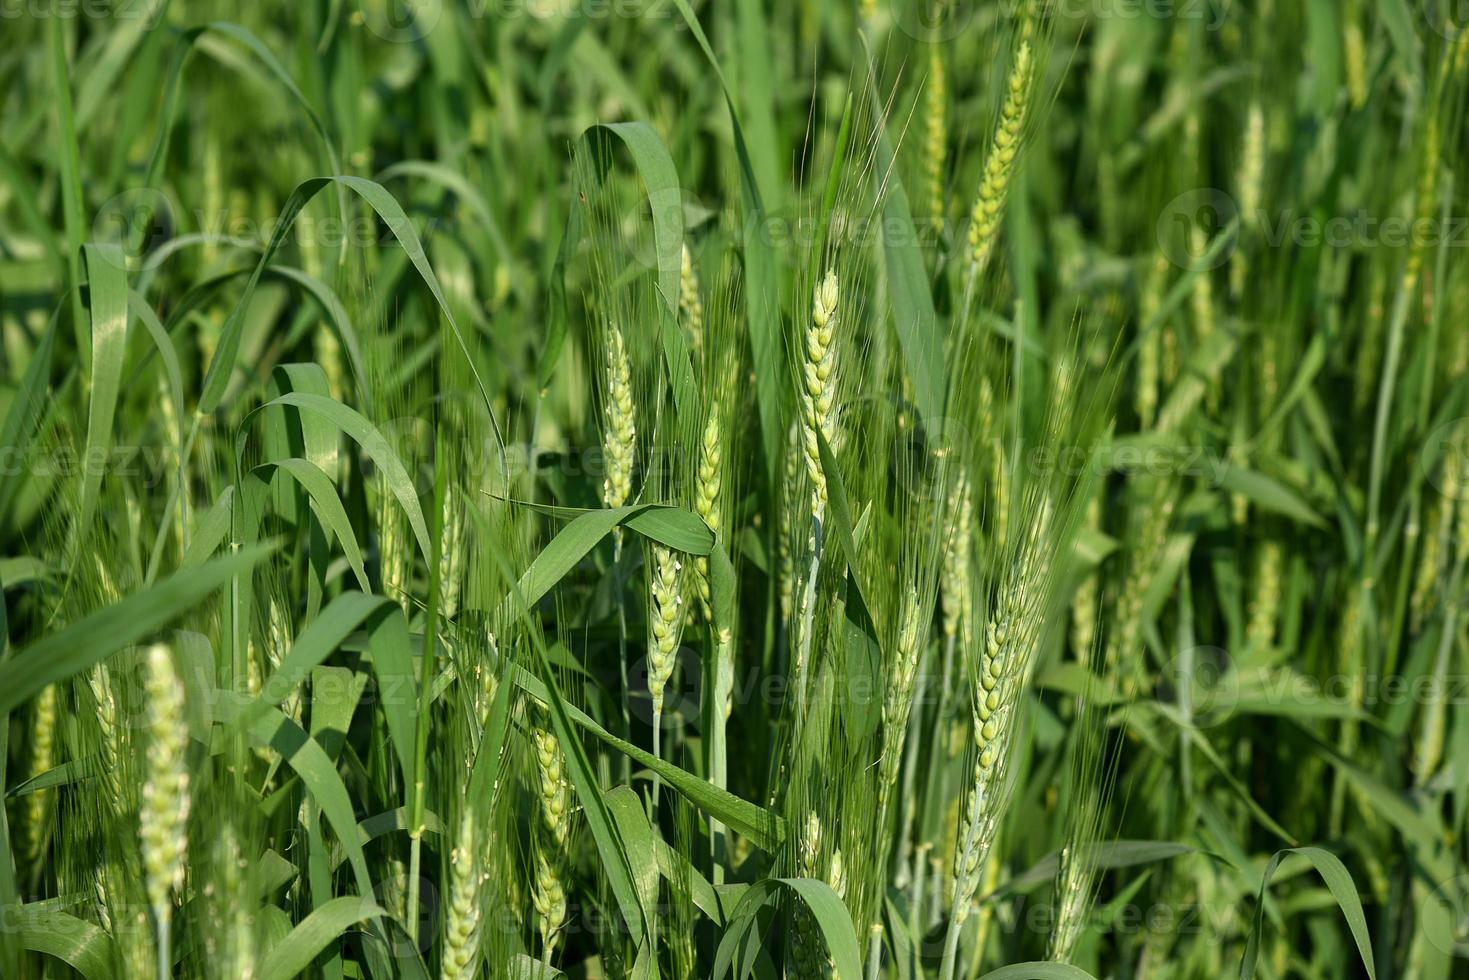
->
2 0 1467 977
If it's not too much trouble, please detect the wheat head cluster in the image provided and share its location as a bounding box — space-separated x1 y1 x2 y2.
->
1 2 1468 979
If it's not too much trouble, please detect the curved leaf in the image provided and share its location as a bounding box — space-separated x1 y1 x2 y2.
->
259 896 386 980
1240 847 1376 980
17 909 115 980
240 392 430 564
713 878 862 980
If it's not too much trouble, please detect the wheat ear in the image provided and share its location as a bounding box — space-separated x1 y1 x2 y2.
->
879 586 925 814
441 809 486 980
967 28 1034 283
693 400 723 622
601 322 636 509
925 43 947 235
941 506 1054 980
24 683 57 869
793 270 841 695
532 726 570 961
679 244 705 355
140 643 190 976
801 269 840 524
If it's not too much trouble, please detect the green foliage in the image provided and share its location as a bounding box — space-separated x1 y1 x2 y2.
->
2 2 1466 978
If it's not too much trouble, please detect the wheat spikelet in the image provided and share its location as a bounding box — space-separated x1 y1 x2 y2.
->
378 480 409 607
945 503 1056 975
941 476 974 642
1050 838 1092 962
1231 102 1265 297
532 726 570 957
1404 112 1441 295
1105 480 1176 690
990 436 1009 548
879 586 925 813
693 400 723 621
264 594 300 724
1411 499 1448 632
967 28 1034 283
140 644 191 933
779 419 803 623
439 483 464 618
88 665 122 803
1414 429 1469 784
601 323 637 509
1069 494 1100 657
24 683 57 867
801 269 840 523
441 810 485 980
1246 541 1282 652
532 849 567 959
679 244 705 355
316 325 344 401
925 44 947 235
647 545 685 724
533 727 570 849
1343 20 1368 110
203 824 257 980
790 812 826 977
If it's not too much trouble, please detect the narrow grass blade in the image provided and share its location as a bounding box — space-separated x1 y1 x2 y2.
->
0 542 275 716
